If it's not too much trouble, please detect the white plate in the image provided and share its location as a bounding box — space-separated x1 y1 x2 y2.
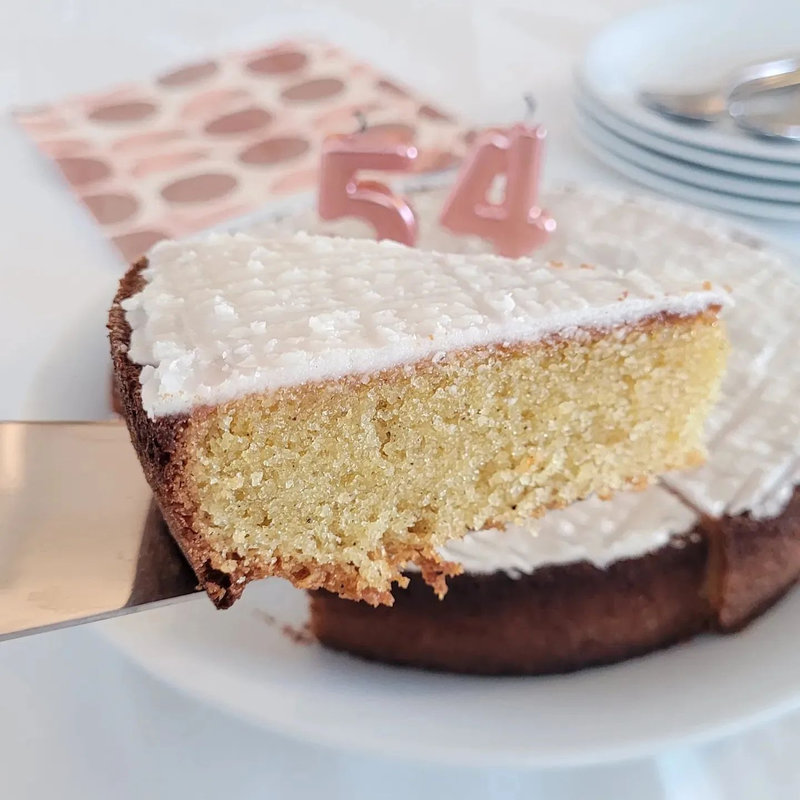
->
576 84 800 183
580 0 800 163
576 103 800 203
96 196 800 767
96 571 800 768
576 126 800 221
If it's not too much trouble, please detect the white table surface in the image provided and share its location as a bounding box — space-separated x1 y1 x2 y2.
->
2 1 800 797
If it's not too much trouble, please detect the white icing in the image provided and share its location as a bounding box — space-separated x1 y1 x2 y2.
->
437 486 698 574
661 250 800 520
124 230 726 419
244 184 800 574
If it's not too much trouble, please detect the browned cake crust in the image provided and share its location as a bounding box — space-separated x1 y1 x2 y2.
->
110 371 124 416
310 536 711 674
308 489 800 675
109 259 241 608
709 488 800 631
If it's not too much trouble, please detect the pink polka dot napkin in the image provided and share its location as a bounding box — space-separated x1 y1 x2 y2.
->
15 38 469 262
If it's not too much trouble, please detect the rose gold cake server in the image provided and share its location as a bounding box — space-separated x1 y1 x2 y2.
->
0 421 198 641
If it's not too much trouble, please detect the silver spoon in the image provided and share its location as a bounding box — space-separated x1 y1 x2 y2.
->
639 54 800 128
639 87 727 124
729 84 800 141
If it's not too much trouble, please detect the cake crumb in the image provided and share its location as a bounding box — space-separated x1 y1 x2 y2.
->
254 609 314 645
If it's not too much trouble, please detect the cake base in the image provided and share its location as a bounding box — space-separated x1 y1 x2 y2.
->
309 490 800 675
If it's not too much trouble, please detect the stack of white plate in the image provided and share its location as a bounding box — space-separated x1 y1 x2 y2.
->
575 0 800 222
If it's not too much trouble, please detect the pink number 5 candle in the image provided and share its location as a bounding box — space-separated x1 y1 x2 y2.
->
439 124 555 258
317 133 418 246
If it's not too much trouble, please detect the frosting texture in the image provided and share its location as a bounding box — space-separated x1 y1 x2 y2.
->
124 229 725 418
437 486 698 574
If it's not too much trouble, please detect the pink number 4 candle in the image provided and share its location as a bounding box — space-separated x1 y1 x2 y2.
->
439 124 555 258
317 133 418 246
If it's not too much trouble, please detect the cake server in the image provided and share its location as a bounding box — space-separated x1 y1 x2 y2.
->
0 421 199 642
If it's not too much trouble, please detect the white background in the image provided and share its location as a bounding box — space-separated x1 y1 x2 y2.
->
2 0 800 797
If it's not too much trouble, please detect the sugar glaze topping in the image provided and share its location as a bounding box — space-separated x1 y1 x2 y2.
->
437 486 698 574
123 230 725 419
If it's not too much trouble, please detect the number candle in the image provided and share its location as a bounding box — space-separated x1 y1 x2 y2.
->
317 127 418 246
439 122 555 258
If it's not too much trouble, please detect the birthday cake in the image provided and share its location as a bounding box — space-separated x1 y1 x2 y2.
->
243 185 800 674
109 218 726 608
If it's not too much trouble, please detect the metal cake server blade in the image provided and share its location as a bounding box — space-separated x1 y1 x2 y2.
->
0 421 199 642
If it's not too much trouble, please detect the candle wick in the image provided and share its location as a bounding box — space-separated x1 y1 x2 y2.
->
523 93 537 120
354 110 368 133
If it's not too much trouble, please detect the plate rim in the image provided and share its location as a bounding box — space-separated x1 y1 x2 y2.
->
575 127 800 221
575 101 800 203
94 582 800 768
575 80 800 182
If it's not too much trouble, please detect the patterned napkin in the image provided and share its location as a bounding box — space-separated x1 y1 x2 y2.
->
15 38 469 261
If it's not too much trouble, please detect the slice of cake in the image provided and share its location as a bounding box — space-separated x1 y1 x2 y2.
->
109 232 728 608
